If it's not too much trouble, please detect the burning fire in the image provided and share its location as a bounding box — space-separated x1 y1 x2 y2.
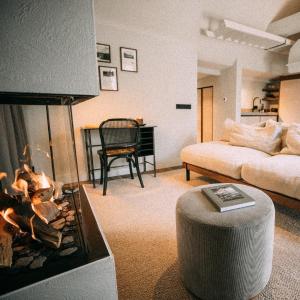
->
0 164 62 255
0 208 23 232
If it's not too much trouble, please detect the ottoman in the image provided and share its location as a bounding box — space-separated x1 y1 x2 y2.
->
176 184 275 300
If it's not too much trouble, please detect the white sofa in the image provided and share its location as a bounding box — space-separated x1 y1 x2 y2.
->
180 120 300 209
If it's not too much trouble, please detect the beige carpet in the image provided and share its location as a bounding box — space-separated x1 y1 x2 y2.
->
85 169 300 300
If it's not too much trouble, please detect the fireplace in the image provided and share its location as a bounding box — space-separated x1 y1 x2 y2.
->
0 101 117 299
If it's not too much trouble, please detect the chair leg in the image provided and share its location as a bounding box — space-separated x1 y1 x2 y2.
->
100 156 104 185
134 154 144 188
128 157 134 179
103 157 108 196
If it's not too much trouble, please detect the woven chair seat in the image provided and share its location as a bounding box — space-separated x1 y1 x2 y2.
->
98 147 136 157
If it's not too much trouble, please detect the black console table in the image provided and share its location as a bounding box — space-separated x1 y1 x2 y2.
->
82 125 156 187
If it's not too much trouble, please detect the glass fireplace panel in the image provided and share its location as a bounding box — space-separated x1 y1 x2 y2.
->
0 102 88 295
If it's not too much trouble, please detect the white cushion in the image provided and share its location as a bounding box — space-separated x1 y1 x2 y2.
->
180 141 270 179
221 118 265 142
266 119 291 148
280 124 300 155
221 118 235 141
229 122 282 154
242 155 300 200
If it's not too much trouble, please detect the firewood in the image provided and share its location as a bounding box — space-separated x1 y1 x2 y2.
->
31 187 54 204
0 192 19 210
0 216 13 268
31 216 62 249
6 203 62 249
32 201 60 224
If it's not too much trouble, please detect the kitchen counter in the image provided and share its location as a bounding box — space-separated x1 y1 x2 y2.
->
241 112 278 116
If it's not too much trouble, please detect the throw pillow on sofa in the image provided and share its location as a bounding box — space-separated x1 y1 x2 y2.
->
221 118 265 142
280 124 300 155
229 122 282 155
266 119 291 148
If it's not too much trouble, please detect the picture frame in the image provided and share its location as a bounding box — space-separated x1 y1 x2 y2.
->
120 47 138 72
98 66 118 91
96 43 111 63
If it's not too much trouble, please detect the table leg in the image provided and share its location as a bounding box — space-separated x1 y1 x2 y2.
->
143 156 146 173
88 130 96 188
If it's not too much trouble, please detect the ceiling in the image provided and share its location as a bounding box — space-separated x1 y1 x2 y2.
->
95 0 300 42
94 0 300 77
199 0 300 31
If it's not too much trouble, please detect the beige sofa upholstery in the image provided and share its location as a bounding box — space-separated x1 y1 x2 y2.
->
181 142 300 201
180 141 270 179
241 154 300 200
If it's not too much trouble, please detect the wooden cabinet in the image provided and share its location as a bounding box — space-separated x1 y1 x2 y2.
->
241 115 278 125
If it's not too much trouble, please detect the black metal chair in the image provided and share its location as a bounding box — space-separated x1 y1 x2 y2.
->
97 118 144 196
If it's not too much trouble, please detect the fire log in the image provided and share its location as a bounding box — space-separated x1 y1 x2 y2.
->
0 192 19 210
32 201 60 224
0 216 13 268
6 203 62 249
31 187 54 204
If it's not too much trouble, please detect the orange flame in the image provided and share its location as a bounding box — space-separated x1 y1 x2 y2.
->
0 172 7 181
29 215 40 241
38 172 51 189
0 208 24 233
12 178 29 198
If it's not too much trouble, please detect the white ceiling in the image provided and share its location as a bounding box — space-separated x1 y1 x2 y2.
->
95 0 300 42
94 0 300 77
199 0 300 31
94 0 201 43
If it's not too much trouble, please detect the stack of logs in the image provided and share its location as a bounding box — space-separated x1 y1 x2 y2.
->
0 165 78 269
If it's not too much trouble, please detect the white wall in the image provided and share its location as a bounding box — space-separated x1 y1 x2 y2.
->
241 78 266 109
198 61 242 139
279 79 300 123
72 23 198 180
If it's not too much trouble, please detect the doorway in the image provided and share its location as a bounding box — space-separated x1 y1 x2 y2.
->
198 86 213 142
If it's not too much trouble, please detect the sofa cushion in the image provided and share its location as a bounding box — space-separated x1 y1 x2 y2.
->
241 154 300 200
221 118 265 142
280 124 300 155
229 122 282 154
180 141 270 179
266 119 290 148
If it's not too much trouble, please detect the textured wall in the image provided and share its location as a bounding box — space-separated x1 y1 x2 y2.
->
72 23 198 180
0 0 98 96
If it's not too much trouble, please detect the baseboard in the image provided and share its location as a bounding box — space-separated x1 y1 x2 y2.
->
81 165 183 184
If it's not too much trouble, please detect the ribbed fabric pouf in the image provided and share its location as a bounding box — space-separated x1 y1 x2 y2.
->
176 184 275 300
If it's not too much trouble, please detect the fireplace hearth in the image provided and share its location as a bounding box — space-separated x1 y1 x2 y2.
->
0 103 117 299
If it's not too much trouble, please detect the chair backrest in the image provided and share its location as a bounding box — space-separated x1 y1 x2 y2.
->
99 118 140 152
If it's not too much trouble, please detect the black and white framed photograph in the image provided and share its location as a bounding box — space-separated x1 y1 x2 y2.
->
96 43 111 63
98 66 118 91
120 47 138 72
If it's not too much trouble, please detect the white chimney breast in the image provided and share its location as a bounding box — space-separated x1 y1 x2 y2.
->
0 0 99 97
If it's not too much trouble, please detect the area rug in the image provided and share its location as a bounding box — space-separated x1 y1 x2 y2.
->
85 169 300 300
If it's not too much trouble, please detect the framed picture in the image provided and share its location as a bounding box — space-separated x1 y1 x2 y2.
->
96 43 111 63
98 66 118 91
120 47 138 72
